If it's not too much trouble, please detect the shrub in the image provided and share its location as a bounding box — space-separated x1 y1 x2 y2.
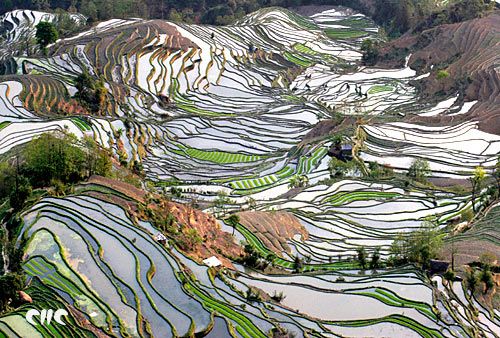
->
22 133 111 187
466 269 478 294
480 268 494 294
389 217 442 268
436 70 450 80
460 208 474 222
370 248 381 269
271 291 285 302
369 162 394 179
480 252 497 268
329 158 356 178
443 269 456 281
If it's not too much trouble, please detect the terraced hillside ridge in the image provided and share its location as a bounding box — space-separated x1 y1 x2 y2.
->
237 211 308 257
380 12 500 134
0 10 85 73
0 4 499 338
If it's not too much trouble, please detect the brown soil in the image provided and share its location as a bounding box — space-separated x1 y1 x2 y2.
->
148 199 244 268
379 13 500 135
441 241 500 267
87 175 146 202
83 176 242 269
428 177 471 188
300 116 357 145
237 211 308 257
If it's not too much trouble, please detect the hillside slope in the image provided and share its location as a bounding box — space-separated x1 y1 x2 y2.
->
380 12 500 134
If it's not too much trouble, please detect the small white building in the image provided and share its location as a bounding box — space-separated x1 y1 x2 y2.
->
154 233 167 244
203 256 222 268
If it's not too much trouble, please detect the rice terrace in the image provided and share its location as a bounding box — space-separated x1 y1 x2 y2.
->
0 0 498 337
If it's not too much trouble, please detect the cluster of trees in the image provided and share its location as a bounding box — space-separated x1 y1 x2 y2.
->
1 0 268 25
288 174 308 189
74 71 108 113
0 272 25 314
407 158 431 183
3 0 494 28
328 157 357 178
356 246 380 270
240 242 276 271
371 0 495 37
412 0 496 33
145 202 204 252
0 131 110 313
35 21 58 52
388 217 443 268
0 132 111 211
360 39 380 66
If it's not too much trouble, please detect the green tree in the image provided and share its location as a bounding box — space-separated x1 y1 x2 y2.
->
0 273 25 313
22 133 85 186
370 248 380 269
226 214 240 236
293 255 303 273
466 269 478 294
74 71 108 113
35 21 58 51
9 176 32 211
443 269 456 282
408 217 443 268
177 228 202 251
288 175 308 189
389 233 408 266
493 157 500 197
361 39 380 66
328 158 355 178
479 252 497 268
80 0 98 22
470 166 486 213
357 246 367 269
389 218 442 268
213 191 232 217
83 136 112 177
21 132 110 188
168 8 183 22
479 267 494 294
407 159 431 183
369 162 394 179
54 9 80 37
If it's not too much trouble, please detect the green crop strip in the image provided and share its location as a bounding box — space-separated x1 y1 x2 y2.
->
170 79 231 117
236 223 358 271
292 43 318 55
325 28 368 39
327 314 444 338
326 191 401 206
354 288 437 320
71 118 92 131
172 144 262 164
283 52 314 67
185 283 267 338
368 85 394 94
0 121 10 130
